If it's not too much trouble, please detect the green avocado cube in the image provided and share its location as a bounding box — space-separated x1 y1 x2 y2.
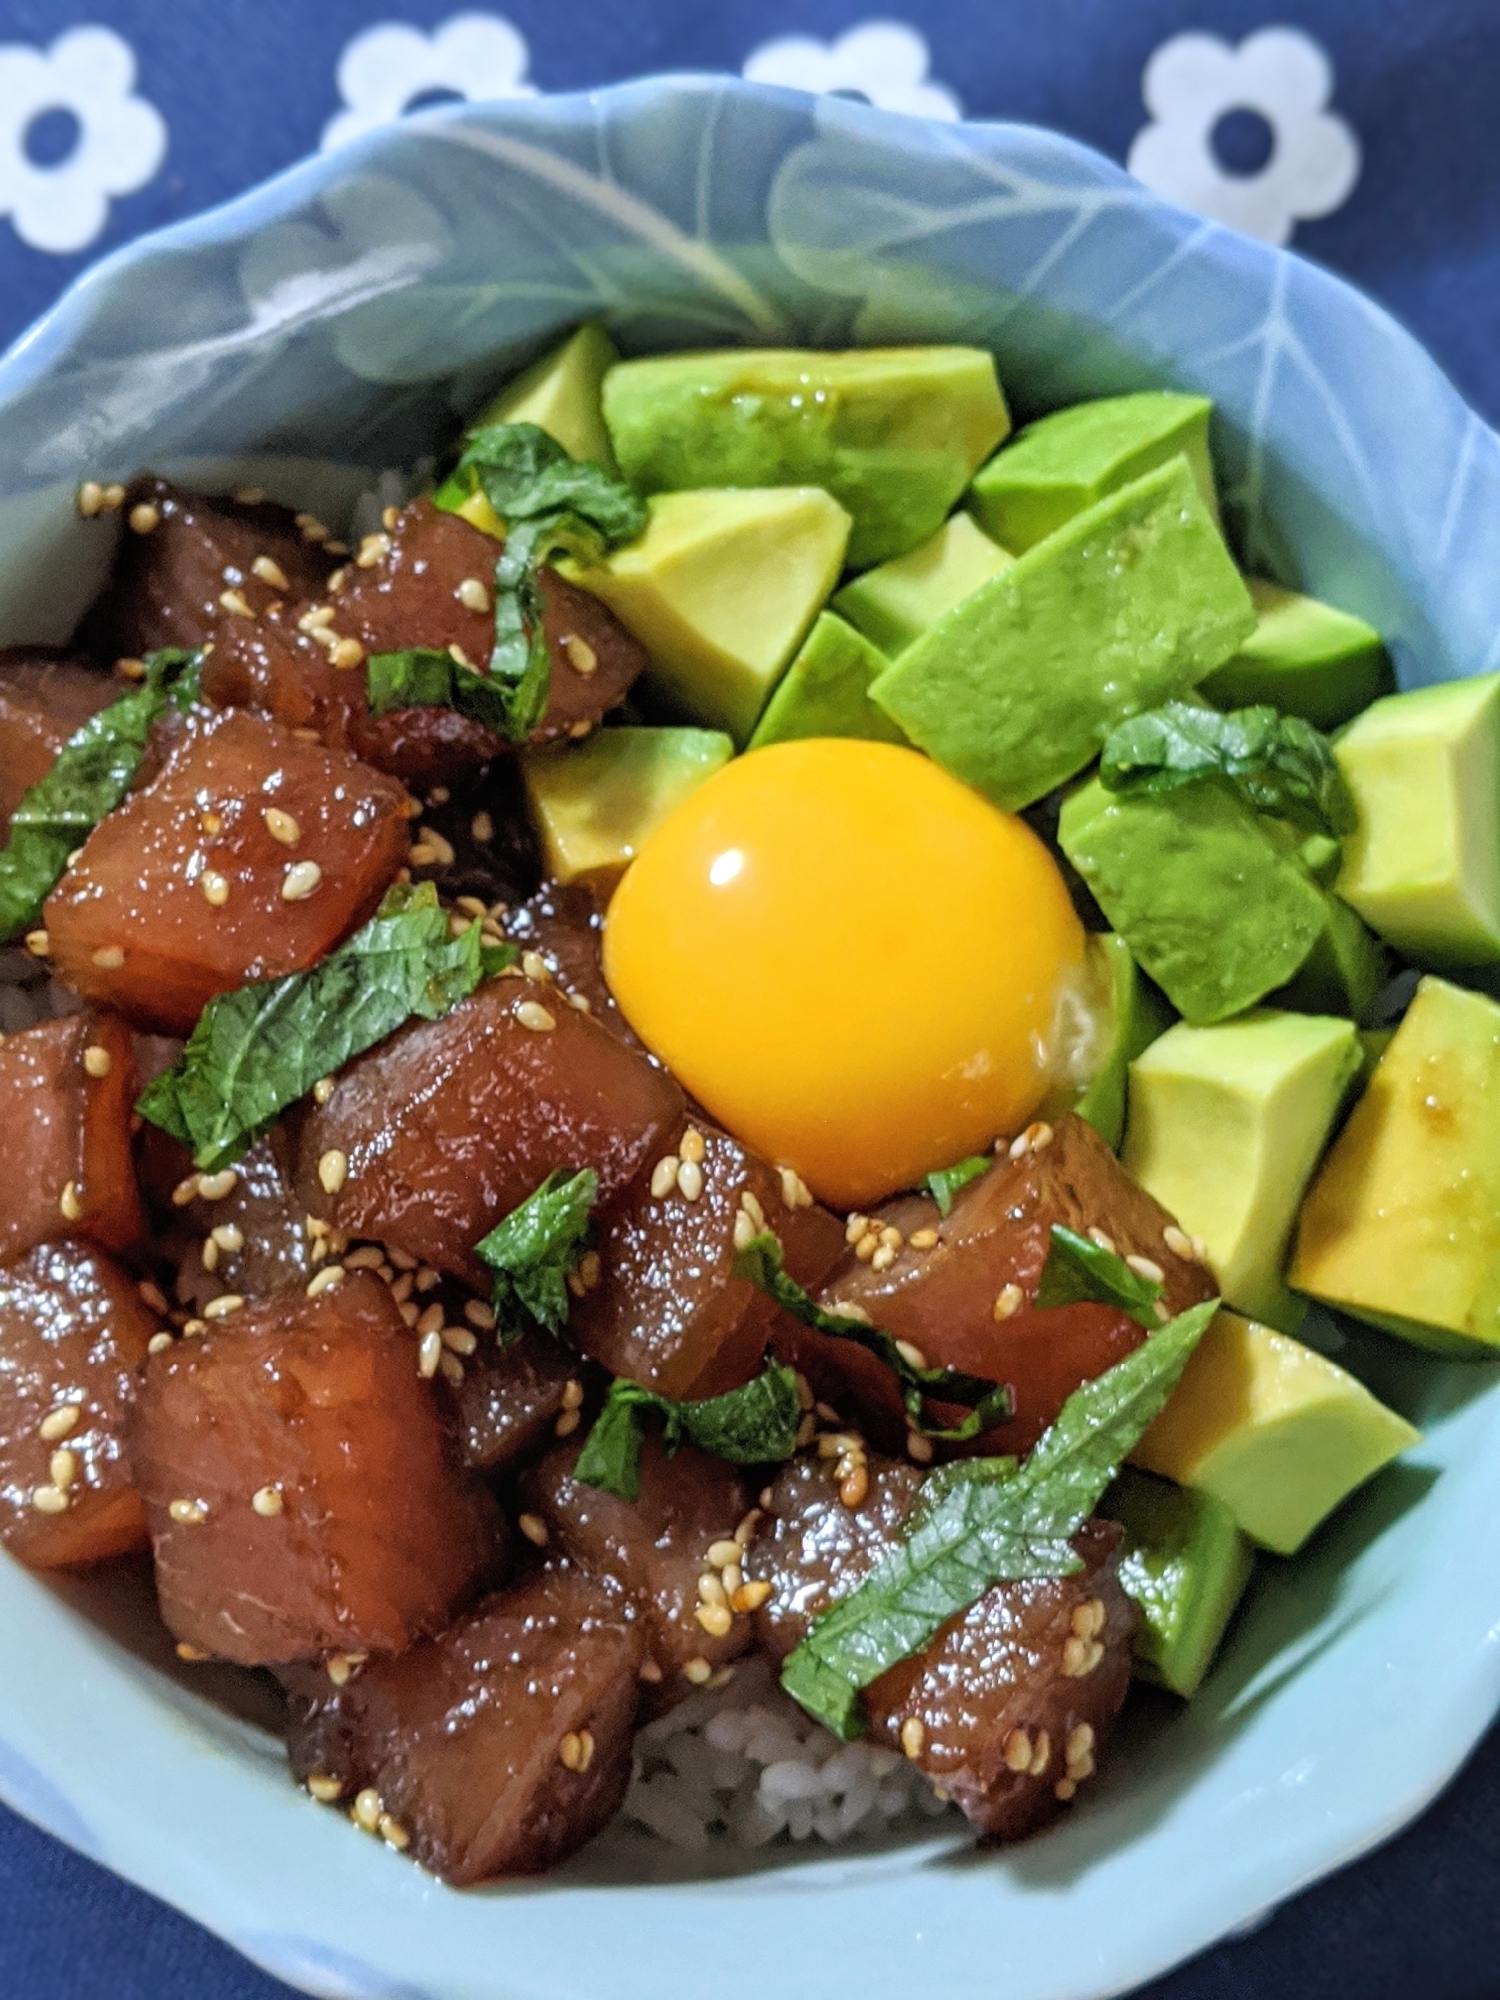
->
1105 1467 1254 1698
1057 776 1328 1025
1333 672 1500 967
1291 976 1500 1355
1123 1009 1361 1331
521 726 733 888
1052 932 1173 1152
1274 890 1389 1019
601 346 1010 568
968 391 1216 553
1198 578 1394 729
831 512 1012 655
748 613 909 751
573 487 852 746
870 459 1255 811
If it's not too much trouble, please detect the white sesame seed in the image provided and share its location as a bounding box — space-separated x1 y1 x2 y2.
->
740 1189 766 1231
440 1325 477 1356
707 1539 741 1569
317 1149 348 1195
201 1237 220 1273
251 554 289 591
471 810 494 844
48 1450 78 1492
168 1498 207 1525
907 1432 935 1464
1163 1224 1194 1260
463 1299 496 1331
200 870 230 908
281 860 322 901
252 1485 283 1518
307 1775 344 1804
1126 1253 1166 1284
1087 1227 1117 1255
455 576 491 614
91 944 125 970
554 1407 581 1438
679 1126 706 1166
870 1244 897 1273
196 1168 238 1201
900 1717 925 1760
909 1227 939 1250
82 1043 113 1078
203 1293 244 1320
778 1166 813 1209
676 1158 704 1201
895 1339 929 1371
39 1406 81 1443
58 1181 83 1222
312 1076 336 1105
77 481 105 518
993 1282 1025 1321
211 1222 244 1252
379 1814 411 1851
353 1787 383 1831
128 501 161 534
329 637 365 671
147 1332 174 1355
651 1155 680 1200
263 806 300 846
25 930 50 957
438 1350 465 1386
683 1657 713 1685
418 1330 442 1379
218 588 254 619
30 1486 69 1514
562 633 598 676
513 997 557 1035
295 513 330 544
305 1265 346 1298
732 1208 756 1252
356 533 391 569
518 1513 550 1547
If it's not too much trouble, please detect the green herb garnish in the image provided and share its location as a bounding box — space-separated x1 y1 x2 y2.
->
136 883 515 1171
366 647 515 738
414 421 646 742
0 648 200 942
474 1168 598 1342
924 1155 989 1218
733 1229 1012 1441
574 1358 804 1502
780 1296 1219 1738
1099 700 1356 840
1033 1224 1165 1330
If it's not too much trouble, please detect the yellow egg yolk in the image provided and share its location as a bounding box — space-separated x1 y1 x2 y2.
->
602 739 1087 1209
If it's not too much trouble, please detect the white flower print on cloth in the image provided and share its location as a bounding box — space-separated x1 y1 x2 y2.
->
1127 28 1359 247
0 26 166 255
743 21 960 122
323 12 536 152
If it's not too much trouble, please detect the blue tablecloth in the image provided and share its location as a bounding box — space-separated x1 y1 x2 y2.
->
3 2 1499 1993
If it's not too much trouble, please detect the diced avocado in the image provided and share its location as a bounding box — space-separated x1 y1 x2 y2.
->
1132 1310 1420 1555
434 323 620 532
601 347 1009 568
1356 1025 1394 1081
573 488 851 746
870 459 1255 811
1199 578 1394 729
831 512 1012 655
1333 673 1500 967
747 613 908 752
1274 891 1389 1019
968 392 1216 554
1104 1467 1254 1698
1123 1009 1361 1331
1058 775 1328 1025
1051 932 1172 1151
521 727 733 888
1290 976 1500 1355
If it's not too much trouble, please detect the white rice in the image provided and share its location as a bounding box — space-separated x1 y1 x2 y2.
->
620 1656 956 1851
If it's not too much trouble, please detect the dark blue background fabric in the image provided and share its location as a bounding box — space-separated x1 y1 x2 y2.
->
2 2 1499 1994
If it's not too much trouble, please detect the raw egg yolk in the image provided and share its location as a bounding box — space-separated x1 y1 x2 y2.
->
603 739 1087 1210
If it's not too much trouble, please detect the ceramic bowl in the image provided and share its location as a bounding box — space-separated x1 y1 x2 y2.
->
2 77 1499 2000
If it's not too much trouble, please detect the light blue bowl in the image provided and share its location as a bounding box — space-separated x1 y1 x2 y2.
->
2 77 1499 2000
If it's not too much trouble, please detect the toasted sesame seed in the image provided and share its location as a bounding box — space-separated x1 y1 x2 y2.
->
252 554 289 591
1028 1729 1051 1777
993 1282 1024 1321
1087 1227 1117 1255
1067 1721 1095 1764
870 1244 897 1273
147 1332 174 1355
317 1149 348 1195
1071 1596 1107 1640
77 481 105 517
252 1485 284 1518
168 1498 207 1525
116 656 147 680
281 859 323 902
39 1405 81 1443
344 1246 385 1270
707 1539 741 1569
854 1230 879 1263
59 1181 83 1222
900 1717 925 1761
439 1349 469 1388
554 1407 581 1438
562 633 598 675
731 1208 756 1252
463 1298 496 1331
296 512 330 543
89 943 125 971
676 1158 704 1201
1163 1224 1194 1260
138 1280 169 1315
732 1579 773 1615
128 500 161 534
207 1222 243 1256
203 1293 244 1320
447 643 474 669
907 1432 935 1464
416 1303 444 1338
1191 1235 1210 1264
698 1571 728 1607
304 1265 347 1302
418 1330 443 1379
81 1043 113 1079
650 1155 680 1200
440 1325 477 1357
839 1463 870 1508
182 1319 207 1338
329 636 365 670
1126 1253 1165 1284
639 1657 664 1683
778 1166 813 1209
512 996 556 1034
298 604 335 633
518 1513 550 1547
561 1378 585 1412
307 1774 344 1804
679 1125 706 1166
470 810 494 845
196 1168 238 1200
736 1192 764 1237
326 1654 360 1687
1055 1777 1077 1801
353 1787 383 1831
263 806 300 846
894 1339 929 1371
235 486 266 505
695 1602 734 1638
1003 1727 1033 1773
25 930 50 957
175 1642 211 1662
218 587 254 619
47 1449 78 1492
201 1237 220 1273
378 1814 410 1851
734 1509 762 1547
455 576 492 613
30 1484 69 1514
200 870 231 908
845 1213 870 1245
568 719 594 740
356 532 392 569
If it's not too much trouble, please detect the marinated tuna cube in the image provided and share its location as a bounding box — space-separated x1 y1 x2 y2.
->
449 1328 577 1473
83 479 332 658
283 1563 643 1882
0 1013 143 1266
572 1117 846 1400
46 707 409 1034
742 1451 924 1663
339 501 647 745
128 1273 500 1663
502 881 639 1047
170 1135 313 1312
0 1240 159 1569
864 1519 1136 1841
524 1436 755 1689
809 1113 1215 1453
0 650 115 833
294 975 683 1283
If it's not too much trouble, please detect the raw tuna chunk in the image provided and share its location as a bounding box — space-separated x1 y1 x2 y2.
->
0 650 116 833
204 500 648 782
0 1240 158 1568
572 1117 845 1400
46 707 409 1033
745 1452 1136 1839
83 479 332 659
283 1563 643 1882
0 1013 143 1266
449 1328 578 1473
524 1436 754 1691
293 974 683 1283
805 1113 1215 1454
128 1273 500 1664
502 881 639 1047
169 1134 313 1312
